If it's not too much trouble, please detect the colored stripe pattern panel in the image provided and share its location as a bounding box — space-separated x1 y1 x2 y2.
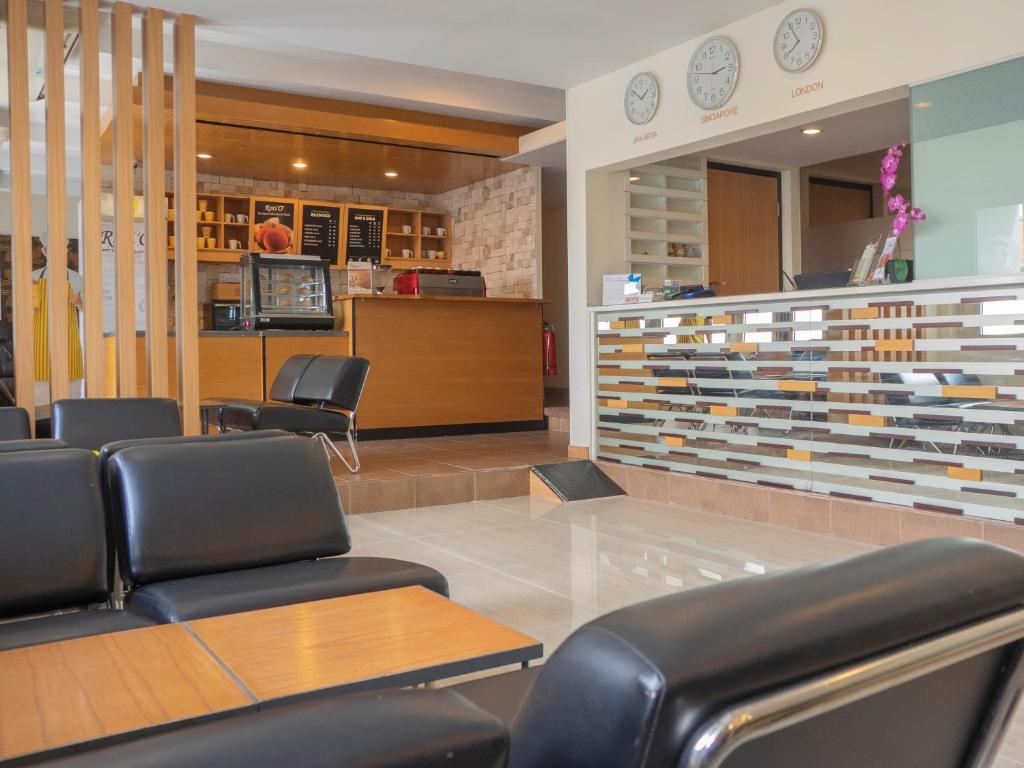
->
593 280 1024 524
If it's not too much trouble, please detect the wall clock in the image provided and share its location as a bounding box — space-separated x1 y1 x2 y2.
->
687 36 739 110
774 8 824 73
624 72 659 125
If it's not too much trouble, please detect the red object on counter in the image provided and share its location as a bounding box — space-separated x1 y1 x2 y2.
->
393 271 421 295
543 321 557 377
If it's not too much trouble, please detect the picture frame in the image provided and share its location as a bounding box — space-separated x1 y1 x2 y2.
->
849 236 883 286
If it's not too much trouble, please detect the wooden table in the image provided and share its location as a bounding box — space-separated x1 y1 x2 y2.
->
0 587 541 763
0 624 253 763
189 586 543 702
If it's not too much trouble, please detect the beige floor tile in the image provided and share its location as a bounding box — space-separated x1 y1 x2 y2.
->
414 473 476 507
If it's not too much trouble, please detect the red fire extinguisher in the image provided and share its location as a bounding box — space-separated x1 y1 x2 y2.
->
543 321 557 377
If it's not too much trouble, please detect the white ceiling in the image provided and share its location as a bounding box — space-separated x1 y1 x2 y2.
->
152 0 785 89
707 98 911 170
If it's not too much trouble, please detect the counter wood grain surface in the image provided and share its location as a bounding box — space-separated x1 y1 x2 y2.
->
0 624 252 762
187 586 542 701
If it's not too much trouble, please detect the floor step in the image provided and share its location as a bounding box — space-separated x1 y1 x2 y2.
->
544 406 569 433
529 460 626 502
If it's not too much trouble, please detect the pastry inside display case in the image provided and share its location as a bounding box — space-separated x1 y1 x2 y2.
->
240 253 334 330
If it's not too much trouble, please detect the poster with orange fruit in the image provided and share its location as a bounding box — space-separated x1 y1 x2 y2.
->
249 197 298 254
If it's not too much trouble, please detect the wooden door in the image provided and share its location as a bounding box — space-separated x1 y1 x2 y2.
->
708 165 780 297
808 178 872 227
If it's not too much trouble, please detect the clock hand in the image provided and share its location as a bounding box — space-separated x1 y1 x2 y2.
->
640 88 651 99
631 89 643 99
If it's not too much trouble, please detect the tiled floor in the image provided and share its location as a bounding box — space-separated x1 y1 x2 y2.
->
332 430 571 513
348 494 1024 766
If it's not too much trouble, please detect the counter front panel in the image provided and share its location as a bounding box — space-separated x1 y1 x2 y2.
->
592 277 1024 523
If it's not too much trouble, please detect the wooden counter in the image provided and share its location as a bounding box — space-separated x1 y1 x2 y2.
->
103 333 348 400
337 295 545 433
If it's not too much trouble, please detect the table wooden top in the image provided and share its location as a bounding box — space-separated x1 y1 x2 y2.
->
0 624 253 762
188 586 542 701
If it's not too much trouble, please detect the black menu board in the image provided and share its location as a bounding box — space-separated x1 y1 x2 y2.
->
343 205 385 263
250 197 297 254
299 202 342 263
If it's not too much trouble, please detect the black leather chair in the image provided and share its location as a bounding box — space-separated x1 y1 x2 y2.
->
452 537 1024 768
0 405 30 440
29 689 507 768
0 449 153 651
107 435 448 622
52 397 182 450
218 355 369 472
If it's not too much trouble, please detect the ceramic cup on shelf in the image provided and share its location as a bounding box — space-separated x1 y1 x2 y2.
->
427 250 437 259
204 211 215 222
168 235 175 248
384 249 392 259
436 227 447 237
196 236 206 249
228 239 242 249
201 226 213 238
436 250 446 259
401 248 413 258
401 224 412 234
236 214 248 224
207 238 218 249
198 199 208 212
225 213 235 223
422 226 432 236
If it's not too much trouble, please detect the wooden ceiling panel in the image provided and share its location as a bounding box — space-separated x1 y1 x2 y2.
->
102 107 523 194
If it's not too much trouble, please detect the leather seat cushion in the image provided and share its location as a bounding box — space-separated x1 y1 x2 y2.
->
52 398 181 450
451 667 540 725
32 688 508 768
220 401 350 434
0 406 30 440
126 556 450 623
0 608 154 652
0 438 67 453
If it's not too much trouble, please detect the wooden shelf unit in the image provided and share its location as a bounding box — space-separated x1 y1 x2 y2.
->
166 192 251 257
624 157 709 285
382 208 452 269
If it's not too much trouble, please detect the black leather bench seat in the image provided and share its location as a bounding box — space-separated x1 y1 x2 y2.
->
0 609 153 652
220 401 351 434
0 438 66 454
127 556 450 623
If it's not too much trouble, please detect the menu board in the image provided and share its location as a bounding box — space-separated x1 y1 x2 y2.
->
250 197 297 254
343 205 386 263
299 202 342 263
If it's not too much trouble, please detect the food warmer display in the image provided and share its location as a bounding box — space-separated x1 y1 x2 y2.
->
240 253 334 330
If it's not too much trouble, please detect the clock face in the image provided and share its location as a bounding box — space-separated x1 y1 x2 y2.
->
687 36 738 110
774 9 824 72
624 72 659 125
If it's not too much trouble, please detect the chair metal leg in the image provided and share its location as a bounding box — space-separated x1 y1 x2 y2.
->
313 430 360 473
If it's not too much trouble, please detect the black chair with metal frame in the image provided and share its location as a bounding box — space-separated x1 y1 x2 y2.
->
218 355 369 472
0 405 30 441
51 397 183 451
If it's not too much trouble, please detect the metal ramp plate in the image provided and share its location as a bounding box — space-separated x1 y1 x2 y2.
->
529 460 626 502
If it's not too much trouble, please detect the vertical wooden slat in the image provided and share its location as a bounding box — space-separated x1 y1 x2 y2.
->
44 0 69 403
112 1 137 396
173 13 200 434
143 8 168 396
5 0 34 431
79 0 104 397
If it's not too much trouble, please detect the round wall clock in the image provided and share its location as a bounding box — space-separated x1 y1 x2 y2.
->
687 36 739 110
624 72 660 125
774 8 824 73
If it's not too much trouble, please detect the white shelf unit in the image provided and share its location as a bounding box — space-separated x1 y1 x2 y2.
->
624 157 708 286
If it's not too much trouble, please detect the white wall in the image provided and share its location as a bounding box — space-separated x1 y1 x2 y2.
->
565 0 1024 449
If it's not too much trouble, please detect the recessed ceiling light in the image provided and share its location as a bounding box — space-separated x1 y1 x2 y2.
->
292 161 308 169
801 127 822 136
914 100 933 109
196 152 212 159
384 171 398 177
629 175 640 182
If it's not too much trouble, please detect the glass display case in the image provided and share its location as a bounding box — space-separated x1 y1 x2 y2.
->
240 253 334 330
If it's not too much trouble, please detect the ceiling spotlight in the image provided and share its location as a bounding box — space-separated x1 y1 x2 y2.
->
629 175 640 182
292 161 308 169
801 127 822 136
196 152 212 159
384 171 399 177
914 100 933 109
